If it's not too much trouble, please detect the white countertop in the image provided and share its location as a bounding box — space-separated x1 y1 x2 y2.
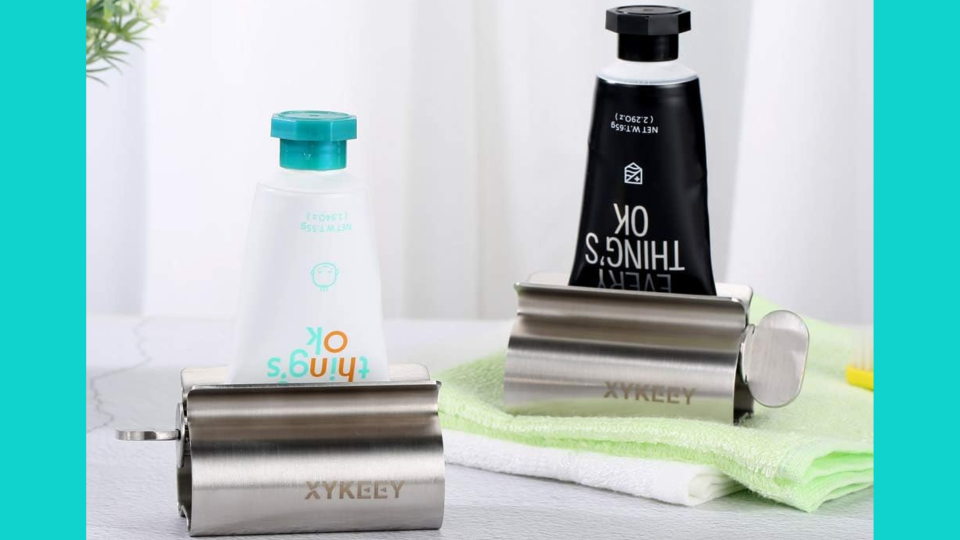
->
86 315 873 539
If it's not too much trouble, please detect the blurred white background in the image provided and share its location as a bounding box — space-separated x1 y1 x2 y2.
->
86 0 873 323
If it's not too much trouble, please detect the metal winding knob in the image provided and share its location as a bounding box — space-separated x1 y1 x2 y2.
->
740 310 810 408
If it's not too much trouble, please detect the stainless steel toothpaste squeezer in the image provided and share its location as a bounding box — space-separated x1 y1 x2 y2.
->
116 364 445 536
503 282 810 423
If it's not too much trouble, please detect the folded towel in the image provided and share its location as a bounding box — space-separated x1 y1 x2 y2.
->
437 296 873 512
445 429 743 505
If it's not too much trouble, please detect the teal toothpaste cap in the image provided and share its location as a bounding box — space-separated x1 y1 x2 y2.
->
271 111 357 170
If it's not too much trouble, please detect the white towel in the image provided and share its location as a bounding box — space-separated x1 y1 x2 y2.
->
443 429 743 506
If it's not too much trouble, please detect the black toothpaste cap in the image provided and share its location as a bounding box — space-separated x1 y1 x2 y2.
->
606 6 691 62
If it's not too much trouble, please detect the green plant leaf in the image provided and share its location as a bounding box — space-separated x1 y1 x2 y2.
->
86 0 165 82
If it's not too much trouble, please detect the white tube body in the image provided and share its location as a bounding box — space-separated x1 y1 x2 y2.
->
229 167 389 384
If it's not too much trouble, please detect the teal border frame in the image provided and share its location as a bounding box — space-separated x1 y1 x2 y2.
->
0 1 944 536
2 4 85 536
877 0 955 536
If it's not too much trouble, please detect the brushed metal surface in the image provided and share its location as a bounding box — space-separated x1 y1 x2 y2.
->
503 283 808 423
715 282 754 316
119 363 444 536
187 381 444 536
504 283 751 422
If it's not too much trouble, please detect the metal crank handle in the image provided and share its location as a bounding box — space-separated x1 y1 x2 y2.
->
115 429 181 442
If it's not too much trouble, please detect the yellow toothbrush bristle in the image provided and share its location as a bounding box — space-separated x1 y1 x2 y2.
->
846 365 873 391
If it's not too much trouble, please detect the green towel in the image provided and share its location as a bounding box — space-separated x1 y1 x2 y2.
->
437 296 873 512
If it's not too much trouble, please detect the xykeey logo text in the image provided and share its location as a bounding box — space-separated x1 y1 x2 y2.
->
304 480 406 501
603 381 696 405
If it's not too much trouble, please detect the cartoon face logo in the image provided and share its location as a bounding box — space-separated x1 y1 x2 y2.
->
311 262 339 291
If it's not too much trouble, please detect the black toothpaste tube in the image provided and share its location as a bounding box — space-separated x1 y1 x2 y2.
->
570 6 716 295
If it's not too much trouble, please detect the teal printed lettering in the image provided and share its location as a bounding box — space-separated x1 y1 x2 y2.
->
267 357 282 378
306 327 323 355
289 349 309 378
358 356 370 380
